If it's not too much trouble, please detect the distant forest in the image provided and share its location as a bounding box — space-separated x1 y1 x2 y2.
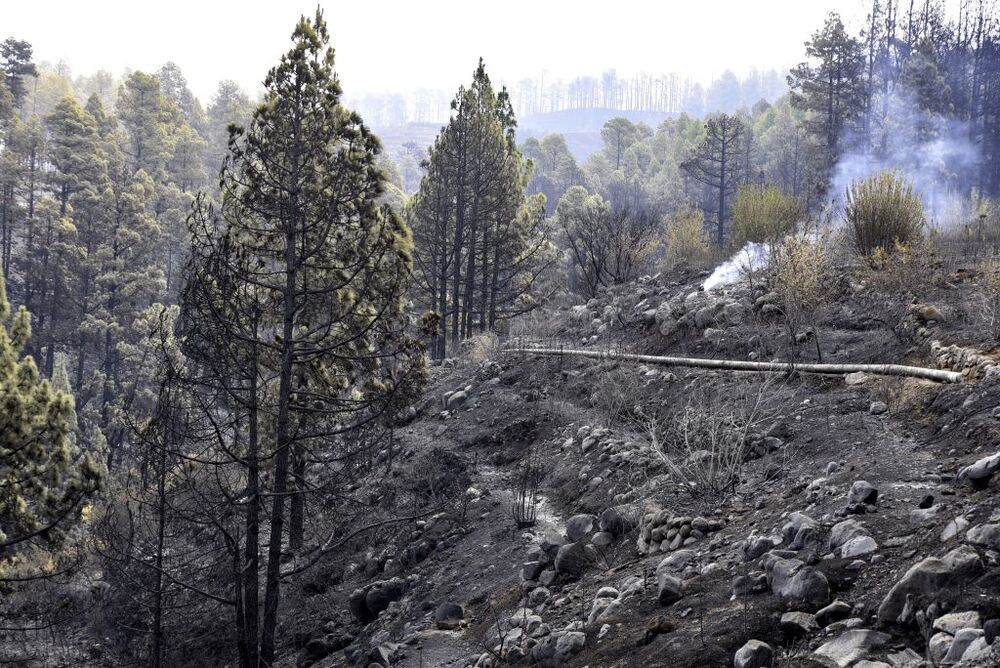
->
349 68 788 126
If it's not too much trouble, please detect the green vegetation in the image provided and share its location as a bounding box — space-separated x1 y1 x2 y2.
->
845 171 925 259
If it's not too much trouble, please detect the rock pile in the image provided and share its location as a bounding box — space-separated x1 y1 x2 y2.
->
637 509 726 555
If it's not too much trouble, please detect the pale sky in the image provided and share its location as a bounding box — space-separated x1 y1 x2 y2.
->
6 0 875 103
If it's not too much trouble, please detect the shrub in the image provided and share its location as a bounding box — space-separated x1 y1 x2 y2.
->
731 183 802 248
845 170 925 259
644 381 777 504
771 231 835 361
665 207 712 268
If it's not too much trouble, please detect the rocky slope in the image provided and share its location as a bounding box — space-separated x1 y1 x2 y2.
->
285 266 1000 668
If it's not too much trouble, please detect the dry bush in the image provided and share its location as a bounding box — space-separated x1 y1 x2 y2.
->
731 183 802 249
591 367 645 427
771 231 836 361
845 170 925 259
643 381 777 503
853 239 940 339
510 452 542 529
665 207 713 268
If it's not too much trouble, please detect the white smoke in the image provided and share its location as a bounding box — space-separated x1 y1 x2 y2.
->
829 91 978 228
702 242 769 291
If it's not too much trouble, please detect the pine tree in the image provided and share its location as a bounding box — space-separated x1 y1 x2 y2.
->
410 60 552 359
0 269 100 563
179 11 421 664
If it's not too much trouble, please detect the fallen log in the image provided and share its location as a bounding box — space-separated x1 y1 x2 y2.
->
507 344 964 384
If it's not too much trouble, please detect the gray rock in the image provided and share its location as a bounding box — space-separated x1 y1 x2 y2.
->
943 627 985 663
848 480 879 505
767 557 830 610
780 611 819 636
941 516 970 542
829 519 871 553
957 452 1000 488
599 506 636 536
841 535 879 558
555 631 586 663
734 639 774 668
985 618 1000 643
657 550 696 574
869 401 888 415
966 523 1000 550
783 512 819 550
521 561 545 582
554 542 593 579
656 572 684 606
434 602 464 630
743 534 782 561
956 636 993 663
591 531 614 547
816 600 853 628
933 611 981 634
876 545 984 625
813 629 890 667
446 390 468 408
565 514 597 542
928 632 953 664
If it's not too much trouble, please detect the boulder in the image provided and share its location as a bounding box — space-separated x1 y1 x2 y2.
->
829 519 870 553
743 534 782 561
848 480 878 505
767 557 831 610
928 632 953 664
734 639 774 668
966 523 1000 550
446 390 468 408
876 545 984 625
521 561 546 582
657 550 696 574
656 572 684 606
933 611 981 634
780 611 819 636
813 629 890 667
364 578 406 620
554 542 593 579
941 516 970 542
943 628 985 663
434 602 464 630
956 451 1000 488
815 600 852 628
591 531 614 547
599 506 636 536
565 514 597 542
782 512 819 550
869 401 888 415
840 535 879 558
554 631 586 664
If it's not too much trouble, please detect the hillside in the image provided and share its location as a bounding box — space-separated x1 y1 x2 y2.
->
256 260 1000 667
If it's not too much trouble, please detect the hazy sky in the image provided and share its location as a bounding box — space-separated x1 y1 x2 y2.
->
6 0 875 102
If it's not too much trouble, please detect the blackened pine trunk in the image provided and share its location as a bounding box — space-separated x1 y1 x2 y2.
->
461 196 479 339
478 214 491 333
717 136 728 246
260 111 301 668
289 452 306 550
242 335 261 668
450 124 467 351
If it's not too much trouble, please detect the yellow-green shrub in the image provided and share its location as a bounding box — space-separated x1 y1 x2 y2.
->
845 170 925 259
